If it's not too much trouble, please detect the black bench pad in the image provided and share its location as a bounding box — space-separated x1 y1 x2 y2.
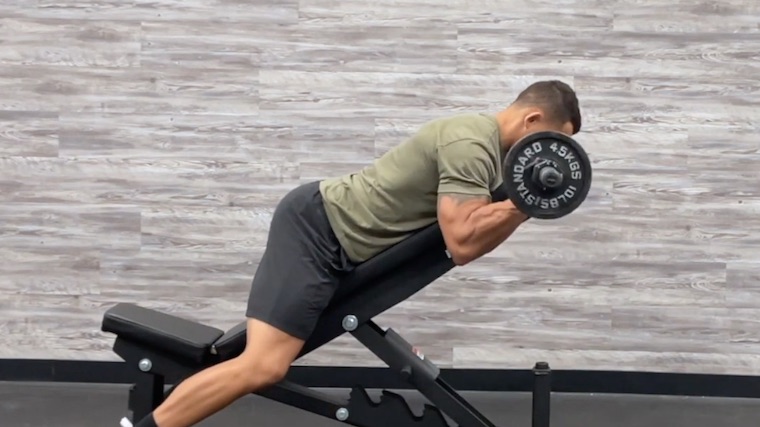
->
214 321 247 360
102 303 224 364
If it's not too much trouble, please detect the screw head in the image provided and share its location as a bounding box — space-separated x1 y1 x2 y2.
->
342 315 358 332
335 407 349 421
138 358 152 372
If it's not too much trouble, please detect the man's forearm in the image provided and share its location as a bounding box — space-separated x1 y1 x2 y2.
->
457 200 528 263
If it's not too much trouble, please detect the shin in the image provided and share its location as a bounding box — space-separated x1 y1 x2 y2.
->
151 318 304 427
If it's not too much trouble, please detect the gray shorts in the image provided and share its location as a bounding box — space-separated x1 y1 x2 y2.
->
245 181 356 341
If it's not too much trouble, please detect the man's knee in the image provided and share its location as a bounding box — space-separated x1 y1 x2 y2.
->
232 353 291 392
233 318 304 392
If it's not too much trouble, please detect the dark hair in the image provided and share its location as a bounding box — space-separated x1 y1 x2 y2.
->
514 80 582 134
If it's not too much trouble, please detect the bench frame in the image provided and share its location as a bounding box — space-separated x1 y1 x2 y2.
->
114 313 506 427
103 210 553 427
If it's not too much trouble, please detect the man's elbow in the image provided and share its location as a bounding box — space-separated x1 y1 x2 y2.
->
446 245 478 266
442 225 479 266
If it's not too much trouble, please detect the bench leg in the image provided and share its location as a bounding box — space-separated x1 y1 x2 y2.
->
129 371 165 423
260 379 452 427
348 319 496 427
263 317 500 427
113 339 194 425
259 380 347 420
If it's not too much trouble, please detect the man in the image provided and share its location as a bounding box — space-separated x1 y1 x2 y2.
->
131 80 582 427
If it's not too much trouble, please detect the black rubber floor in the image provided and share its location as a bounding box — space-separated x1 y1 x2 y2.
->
2 381 759 427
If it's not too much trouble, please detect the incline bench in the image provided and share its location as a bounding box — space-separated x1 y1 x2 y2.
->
102 189 551 427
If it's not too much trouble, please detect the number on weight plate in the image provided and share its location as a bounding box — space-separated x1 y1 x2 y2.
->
549 142 568 157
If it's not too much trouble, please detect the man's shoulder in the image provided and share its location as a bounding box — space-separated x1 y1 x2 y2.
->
422 113 499 145
443 112 498 126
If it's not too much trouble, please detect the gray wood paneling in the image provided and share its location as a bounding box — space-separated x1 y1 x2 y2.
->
1 0 759 375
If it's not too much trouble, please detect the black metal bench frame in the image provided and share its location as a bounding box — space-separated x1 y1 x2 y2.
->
102 220 553 427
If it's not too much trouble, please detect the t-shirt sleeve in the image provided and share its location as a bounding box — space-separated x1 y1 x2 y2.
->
437 139 497 198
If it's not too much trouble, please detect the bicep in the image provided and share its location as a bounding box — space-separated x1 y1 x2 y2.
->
436 140 496 244
437 192 489 237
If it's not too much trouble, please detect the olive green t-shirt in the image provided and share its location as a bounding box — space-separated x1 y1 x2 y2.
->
319 113 505 263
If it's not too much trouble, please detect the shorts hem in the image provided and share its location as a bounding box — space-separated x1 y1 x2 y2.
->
245 310 312 342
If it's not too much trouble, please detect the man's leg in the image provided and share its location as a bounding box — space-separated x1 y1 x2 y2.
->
131 181 352 427
141 318 304 427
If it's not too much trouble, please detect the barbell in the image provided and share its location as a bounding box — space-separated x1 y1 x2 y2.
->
502 131 592 219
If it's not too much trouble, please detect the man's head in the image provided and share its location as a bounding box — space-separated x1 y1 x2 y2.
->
496 80 582 149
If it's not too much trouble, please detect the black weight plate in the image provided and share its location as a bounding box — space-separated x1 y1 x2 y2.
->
503 131 592 219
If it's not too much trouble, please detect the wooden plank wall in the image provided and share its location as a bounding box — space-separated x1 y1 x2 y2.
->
1 0 759 374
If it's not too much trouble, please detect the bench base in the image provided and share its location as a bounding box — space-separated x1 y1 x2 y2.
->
113 314 552 427
99 218 558 426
